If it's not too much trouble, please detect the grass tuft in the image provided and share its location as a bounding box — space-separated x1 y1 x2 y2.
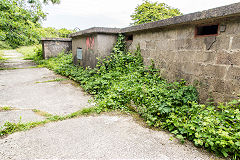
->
0 106 13 111
35 78 68 83
0 106 100 137
32 109 52 117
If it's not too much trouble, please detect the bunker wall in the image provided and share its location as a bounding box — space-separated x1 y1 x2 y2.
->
42 38 72 59
128 19 240 102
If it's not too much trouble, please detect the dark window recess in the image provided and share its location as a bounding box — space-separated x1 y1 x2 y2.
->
196 25 218 36
126 35 133 41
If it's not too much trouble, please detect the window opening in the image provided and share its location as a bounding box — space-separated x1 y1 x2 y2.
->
195 25 219 36
126 35 133 41
77 48 82 60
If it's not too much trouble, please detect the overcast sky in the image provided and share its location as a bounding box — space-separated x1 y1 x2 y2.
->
42 0 240 30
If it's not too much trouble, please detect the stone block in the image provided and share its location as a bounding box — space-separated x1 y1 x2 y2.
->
180 62 201 76
140 49 151 59
174 51 215 64
225 21 240 35
210 35 230 51
156 39 176 51
211 92 237 103
199 64 227 79
190 38 205 50
231 35 240 49
226 65 240 81
224 79 240 95
175 38 192 50
215 50 240 66
146 40 156 50
176 26 194 39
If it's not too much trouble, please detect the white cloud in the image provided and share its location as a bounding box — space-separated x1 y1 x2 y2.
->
42 0 240 29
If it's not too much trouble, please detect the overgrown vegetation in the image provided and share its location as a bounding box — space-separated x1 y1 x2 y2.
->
0 52 7 63
0 0 72 49
17 45 41 60
2 34 240 159
39 27 74 38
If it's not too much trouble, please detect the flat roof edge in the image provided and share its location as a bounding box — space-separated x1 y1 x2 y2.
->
122 2 240 33
69 27 121 38
41 38 72 41
70 2 240 37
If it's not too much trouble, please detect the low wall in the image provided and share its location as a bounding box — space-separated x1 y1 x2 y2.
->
41 38 72 59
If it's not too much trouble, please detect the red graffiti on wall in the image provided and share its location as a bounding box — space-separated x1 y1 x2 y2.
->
86 37 94 50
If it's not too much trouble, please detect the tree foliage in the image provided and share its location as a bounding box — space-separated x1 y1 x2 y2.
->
130 0 182 25
0 0 61 48
38 27 75 38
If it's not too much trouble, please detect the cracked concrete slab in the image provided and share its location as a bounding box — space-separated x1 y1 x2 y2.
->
0 115 218 160
0 51 92 115
0 110 45 126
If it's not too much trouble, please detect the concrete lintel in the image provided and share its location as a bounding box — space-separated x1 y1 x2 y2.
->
122 2 240 33
69 27 121 38
70 2 240 36
41 38 72 42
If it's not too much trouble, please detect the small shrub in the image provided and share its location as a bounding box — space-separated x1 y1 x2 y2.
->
0 41 11 50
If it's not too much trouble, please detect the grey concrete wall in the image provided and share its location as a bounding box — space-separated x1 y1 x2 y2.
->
42 38 72 59
72 34 117 68
129 19 240 102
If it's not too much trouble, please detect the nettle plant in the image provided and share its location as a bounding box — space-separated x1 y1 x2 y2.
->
35 34 239 159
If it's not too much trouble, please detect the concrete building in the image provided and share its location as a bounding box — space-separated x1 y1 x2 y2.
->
69 3 240 102
70 28 120 68
41 38 72 59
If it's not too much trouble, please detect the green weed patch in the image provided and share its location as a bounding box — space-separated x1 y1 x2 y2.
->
0 106 13 111
0 106 102 137
35 78 68 83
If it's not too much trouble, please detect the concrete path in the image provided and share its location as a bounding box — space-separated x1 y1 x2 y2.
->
0 51 221 160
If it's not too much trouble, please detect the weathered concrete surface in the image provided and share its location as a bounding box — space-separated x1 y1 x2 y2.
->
0 110 45 126
0 51 91 116
41 38 72 59
0 115 219 160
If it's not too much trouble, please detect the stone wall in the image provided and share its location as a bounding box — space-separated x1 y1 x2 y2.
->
42 38 72 59
129 19 240 102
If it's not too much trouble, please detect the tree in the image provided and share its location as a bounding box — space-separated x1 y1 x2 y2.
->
130 0 182 26
0 0 60 48
43 0 60 4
